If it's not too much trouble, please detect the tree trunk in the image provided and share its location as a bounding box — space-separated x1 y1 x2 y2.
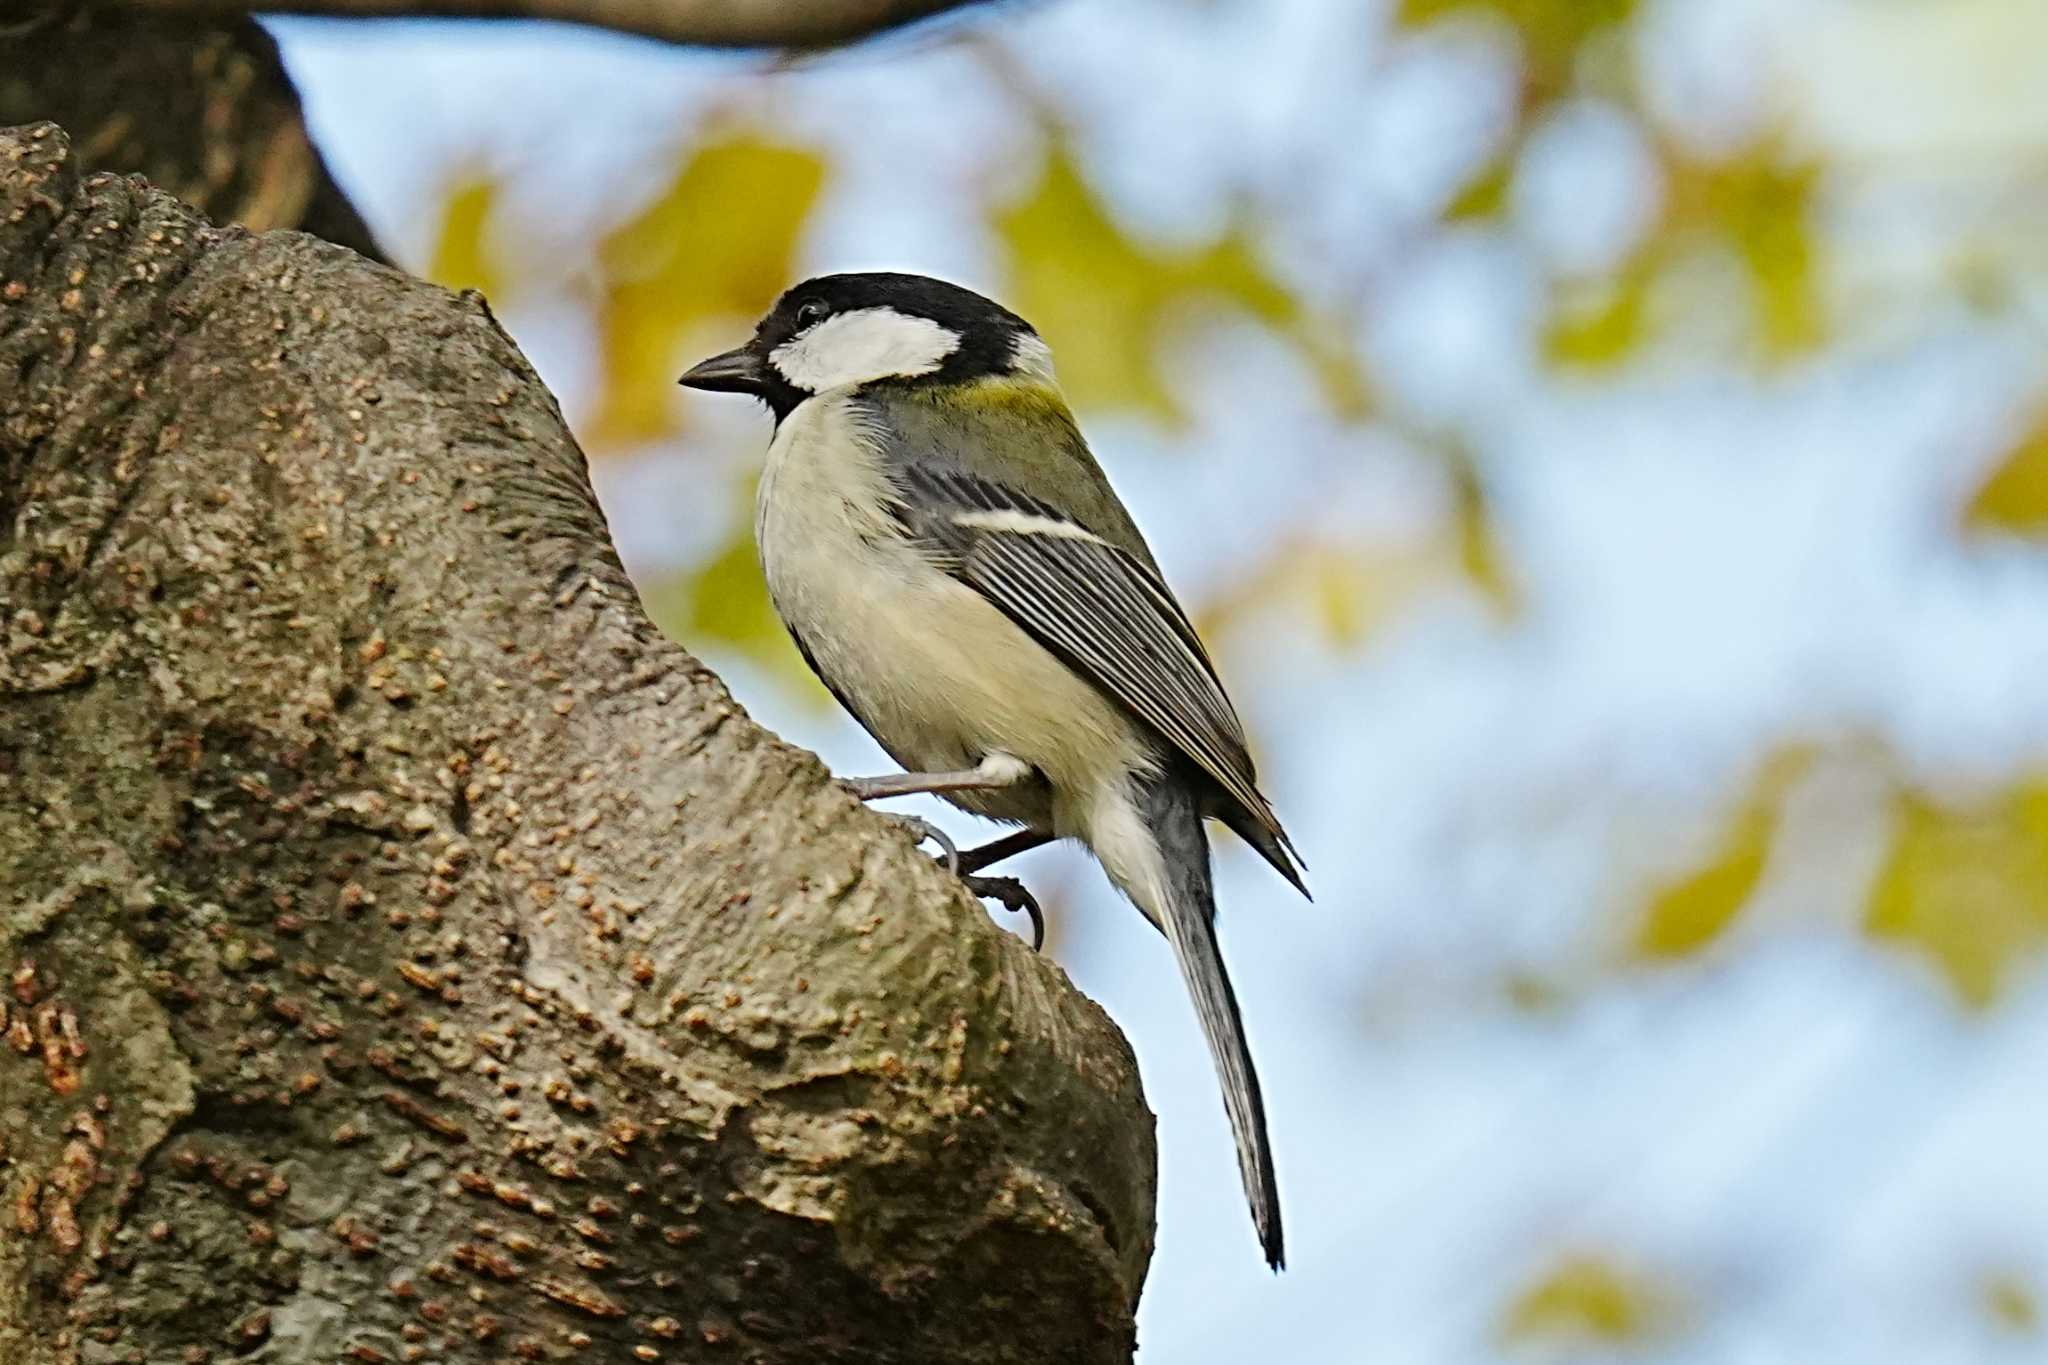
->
0 6 387 262
0 122 1153 1364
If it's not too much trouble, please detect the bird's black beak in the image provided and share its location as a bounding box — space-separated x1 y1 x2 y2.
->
678 344 769 396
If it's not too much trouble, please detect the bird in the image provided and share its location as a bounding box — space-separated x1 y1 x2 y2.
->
680 271 1307 1269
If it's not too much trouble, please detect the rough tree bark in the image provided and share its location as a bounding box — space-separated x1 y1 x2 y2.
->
0 123 1154 1363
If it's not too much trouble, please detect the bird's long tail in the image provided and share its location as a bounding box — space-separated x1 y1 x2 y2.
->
1133 774 1284 1270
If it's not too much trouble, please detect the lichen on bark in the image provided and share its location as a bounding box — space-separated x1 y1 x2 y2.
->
0 122 1153 1364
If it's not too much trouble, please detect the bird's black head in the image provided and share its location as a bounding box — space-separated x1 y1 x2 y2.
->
679 272 1052 420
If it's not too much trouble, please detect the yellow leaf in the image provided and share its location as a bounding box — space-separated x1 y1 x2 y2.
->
1633 797 1769 960
997 144 1369 423
1632 746 1810 961
1543 139 1822 370
1445 155 1513 222
592 131 827 448
1965 409 2048 533
1451 459 1520 614
1543 253 1654 369
1693 149 1822 358
428 177 502 299
1500 1254 1677 1347
1984 1273 2040 1334
1397 0 1637 94
1865 780 2048 1008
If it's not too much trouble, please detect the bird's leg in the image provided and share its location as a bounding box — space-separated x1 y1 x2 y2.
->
842 752 1032 802
958 829 1052 875
844 755 1048 950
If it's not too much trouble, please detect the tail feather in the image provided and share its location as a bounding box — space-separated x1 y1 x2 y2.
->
1218 800 1310 901
1131 776 1285 1270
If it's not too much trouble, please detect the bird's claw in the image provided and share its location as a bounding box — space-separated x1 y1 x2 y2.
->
881 813 958 874
873 813 1043 949
960 873 1045 952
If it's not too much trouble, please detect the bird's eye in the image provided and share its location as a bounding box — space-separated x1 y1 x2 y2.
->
795 299 829 328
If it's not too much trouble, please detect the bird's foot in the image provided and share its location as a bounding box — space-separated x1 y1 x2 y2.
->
879 813 959 874
872 811 1044 949
959 873 1045 952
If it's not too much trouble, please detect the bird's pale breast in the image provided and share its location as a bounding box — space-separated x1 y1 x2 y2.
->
756 393 1154 833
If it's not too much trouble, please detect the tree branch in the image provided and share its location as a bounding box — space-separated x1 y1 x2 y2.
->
0 122 1150 1364
105 0 997 49
0 5 388 262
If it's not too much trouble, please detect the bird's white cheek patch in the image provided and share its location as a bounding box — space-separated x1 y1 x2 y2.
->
1008 332 1057 382
771 307 962 392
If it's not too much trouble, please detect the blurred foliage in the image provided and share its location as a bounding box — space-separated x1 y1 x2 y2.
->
1866 781 2048 1008
428 176 502 297
1412 0 1823 367
1984 1272 2042 1335
1450 459 1520 615
1498 1253 1680 1350
1543 140 1822 369
592 131 827 448
1408 0 2048 1013
1630 747 1811 961
1404 0 1638 258
1444 156 1513 223
1545 254 1654 369
1966 405 2048 533
996 145 1370 424
1632 785 1772 961
1399 0 1635 102
1198 542 1418 652
1677 145 1823 360
1194 460 1517 652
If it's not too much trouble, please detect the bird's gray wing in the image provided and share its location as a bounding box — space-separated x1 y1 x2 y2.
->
890 463 1304 887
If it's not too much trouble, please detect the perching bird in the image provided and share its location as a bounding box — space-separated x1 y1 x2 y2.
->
680 272 1307 1269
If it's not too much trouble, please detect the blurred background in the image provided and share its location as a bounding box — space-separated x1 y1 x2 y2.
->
273 0 2048 1358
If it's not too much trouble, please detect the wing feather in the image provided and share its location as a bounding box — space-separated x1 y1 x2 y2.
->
892 464 1303 883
